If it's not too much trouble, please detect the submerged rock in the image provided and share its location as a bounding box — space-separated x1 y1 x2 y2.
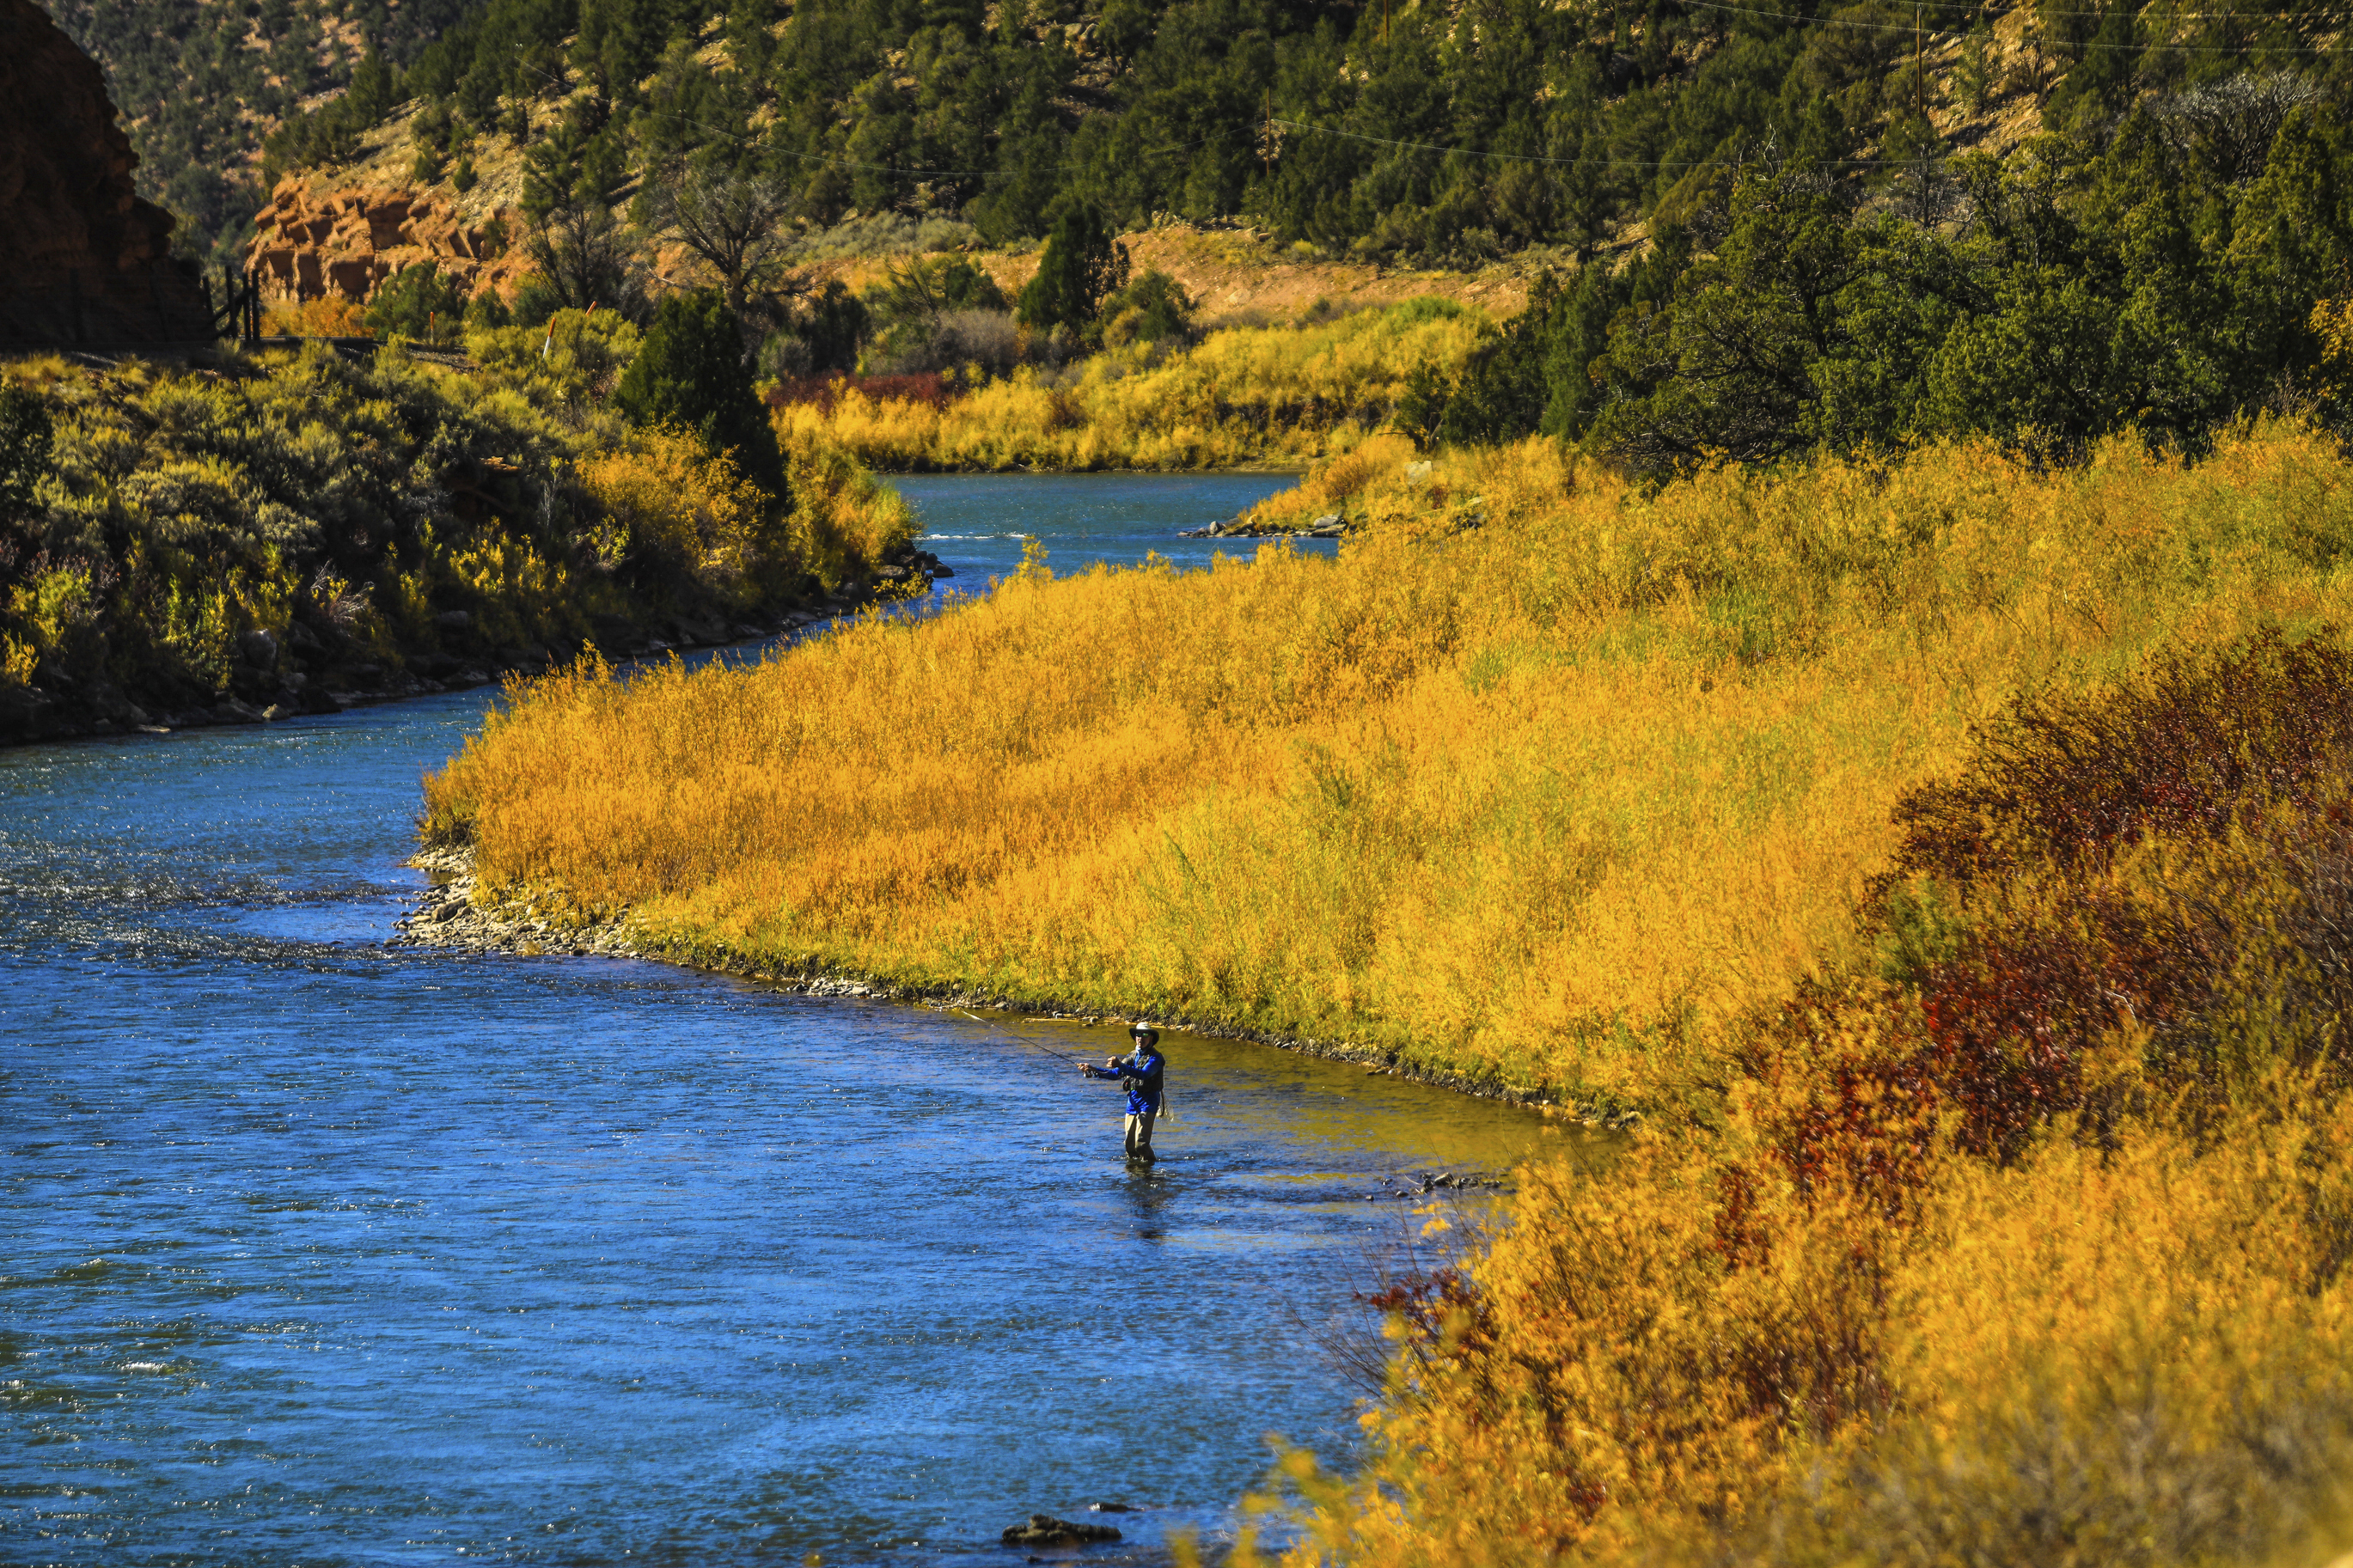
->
1000 1514 1121 1547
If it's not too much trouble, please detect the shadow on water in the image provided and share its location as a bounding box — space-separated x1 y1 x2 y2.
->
0 476 1576 1568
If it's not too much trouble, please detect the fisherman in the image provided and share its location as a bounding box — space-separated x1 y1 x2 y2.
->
1082 1024 1166 1163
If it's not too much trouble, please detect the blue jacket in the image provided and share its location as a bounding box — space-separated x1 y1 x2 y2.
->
1085 1048 1164 1114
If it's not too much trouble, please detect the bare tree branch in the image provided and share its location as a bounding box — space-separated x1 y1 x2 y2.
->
651 168 804 323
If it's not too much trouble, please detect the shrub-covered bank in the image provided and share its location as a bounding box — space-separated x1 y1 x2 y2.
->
422 424 2353 1558
419 424 2353 1108
1250 632 2353 1567
0 320 917 746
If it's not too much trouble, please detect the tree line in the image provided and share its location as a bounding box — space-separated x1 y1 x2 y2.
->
1413 81 2353 467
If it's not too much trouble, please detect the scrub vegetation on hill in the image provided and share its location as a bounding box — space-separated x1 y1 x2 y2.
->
94 0 2343 470
45 0 448 269
320 59 2353 480
0 312 911 741
425 420 2353 1560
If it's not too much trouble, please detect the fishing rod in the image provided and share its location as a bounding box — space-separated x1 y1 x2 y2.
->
959 1009 1093 1067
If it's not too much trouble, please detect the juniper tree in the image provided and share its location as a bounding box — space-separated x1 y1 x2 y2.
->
615 288 788 502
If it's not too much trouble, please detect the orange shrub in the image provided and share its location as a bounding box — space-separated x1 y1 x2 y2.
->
262 296 370 337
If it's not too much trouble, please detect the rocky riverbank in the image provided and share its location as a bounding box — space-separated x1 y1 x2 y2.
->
393 841 1639 1131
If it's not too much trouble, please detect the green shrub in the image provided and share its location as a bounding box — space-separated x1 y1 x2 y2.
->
0 384 54 525
1386 296 1469 328
510 274 564 329
462 290 511 333
365 262 468 345
1097 268 1194 345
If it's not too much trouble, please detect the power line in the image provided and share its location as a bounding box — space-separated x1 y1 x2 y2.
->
1271 116 1943 170
1678 0 2344 49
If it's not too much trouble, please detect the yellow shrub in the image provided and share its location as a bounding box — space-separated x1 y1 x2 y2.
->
262 296 370 337
444 535 577 650
576 427 773 589
772 302 1489 472
7 564 95 656
1269 1099 2353 1568
780 425 918 590
466 309 643 403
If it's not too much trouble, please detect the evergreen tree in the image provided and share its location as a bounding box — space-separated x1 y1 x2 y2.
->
800 283 871 374
1017 206 1128 333
364 263 469 343
614 289 790 500
1587 177 1864 468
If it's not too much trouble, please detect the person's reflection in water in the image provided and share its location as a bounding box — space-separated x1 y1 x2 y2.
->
1123 1162 1174 1242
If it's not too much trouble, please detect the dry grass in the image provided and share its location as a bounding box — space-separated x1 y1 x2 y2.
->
261 295 370 337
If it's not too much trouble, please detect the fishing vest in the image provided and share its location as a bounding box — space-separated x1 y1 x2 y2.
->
1124 1052 1164 1113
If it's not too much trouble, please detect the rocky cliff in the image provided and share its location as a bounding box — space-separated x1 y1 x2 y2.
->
246 178 529 306
0 0 214 346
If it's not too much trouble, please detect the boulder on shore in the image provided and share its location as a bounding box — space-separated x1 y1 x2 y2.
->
999 1513 1122 1546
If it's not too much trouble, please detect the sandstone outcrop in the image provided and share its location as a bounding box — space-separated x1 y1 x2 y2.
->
246 178 529 305
0 0 214 346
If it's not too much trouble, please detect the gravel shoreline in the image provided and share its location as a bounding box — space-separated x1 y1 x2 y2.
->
390 845 1640 1129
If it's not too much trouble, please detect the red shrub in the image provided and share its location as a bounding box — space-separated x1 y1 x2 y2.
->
1892 626 2353 888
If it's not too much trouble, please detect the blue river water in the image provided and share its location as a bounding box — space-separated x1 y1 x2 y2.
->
0 475 1546 1567
894 472 1331 605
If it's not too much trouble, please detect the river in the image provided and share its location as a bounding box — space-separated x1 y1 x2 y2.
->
0 475 1546 1567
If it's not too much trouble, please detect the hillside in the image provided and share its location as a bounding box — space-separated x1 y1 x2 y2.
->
63 0 2341 299
40 0 471 268
255 84 1548 309
42 0 2350 476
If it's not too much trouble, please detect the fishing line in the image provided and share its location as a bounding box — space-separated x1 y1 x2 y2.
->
959 1007 1091 1066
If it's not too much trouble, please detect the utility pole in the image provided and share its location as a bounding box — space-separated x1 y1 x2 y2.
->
1915 3 1924 119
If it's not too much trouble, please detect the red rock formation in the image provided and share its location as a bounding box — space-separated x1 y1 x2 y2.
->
246 178 531 305
0 0 215 345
